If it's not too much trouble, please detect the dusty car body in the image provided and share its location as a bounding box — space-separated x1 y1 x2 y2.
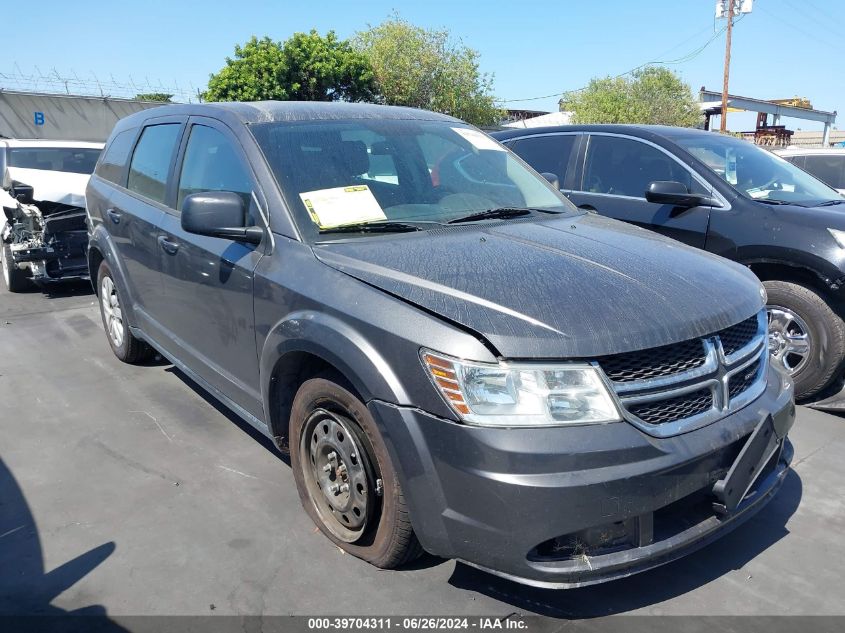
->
86 102 794 588
1 139 103 291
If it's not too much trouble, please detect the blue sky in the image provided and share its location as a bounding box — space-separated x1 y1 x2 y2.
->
4 0 841 131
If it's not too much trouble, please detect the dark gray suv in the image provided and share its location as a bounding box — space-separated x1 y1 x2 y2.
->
86 102 795 588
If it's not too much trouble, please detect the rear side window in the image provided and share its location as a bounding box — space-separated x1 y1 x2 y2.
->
177 125 253 210
582 135 699 198
96 129 136 184
510 135 576 186
128 124 181 204
802 155 845 190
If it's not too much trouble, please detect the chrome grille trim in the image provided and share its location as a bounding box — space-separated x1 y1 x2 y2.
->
598 311 768 438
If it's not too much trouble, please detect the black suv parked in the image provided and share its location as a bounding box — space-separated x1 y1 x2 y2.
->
493 125 845 400
87 103 793 588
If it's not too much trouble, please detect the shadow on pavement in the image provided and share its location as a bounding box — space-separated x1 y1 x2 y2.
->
448 469 803 618
0 458 126 629
164 365 291 467
40 280 95 299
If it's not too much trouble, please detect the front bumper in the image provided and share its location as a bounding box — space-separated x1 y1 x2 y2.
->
370 363 795 588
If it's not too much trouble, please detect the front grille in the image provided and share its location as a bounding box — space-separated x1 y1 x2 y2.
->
628 388 713 425
729 359 761 398
719 315 759 356
597 338 706 383
598 314 761 385
599 311 766 434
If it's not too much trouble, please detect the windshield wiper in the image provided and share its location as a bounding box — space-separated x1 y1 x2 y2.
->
817 199 845 207
756 199 793 206
447 207 538 224
319 221 423 234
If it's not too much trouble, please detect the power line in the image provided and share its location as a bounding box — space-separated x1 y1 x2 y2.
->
776 0 844 43
496 20 731 105
755 0 841 50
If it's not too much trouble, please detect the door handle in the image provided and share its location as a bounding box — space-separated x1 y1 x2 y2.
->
578 204 597 213
106 208 122 224
157 235 180 255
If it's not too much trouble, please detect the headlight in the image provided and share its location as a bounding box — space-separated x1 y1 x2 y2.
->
421 349 621 427
828 228 845 249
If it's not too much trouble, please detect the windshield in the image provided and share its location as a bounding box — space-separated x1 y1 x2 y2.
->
8 147 102 175
674 133 842 204
250 119 576 239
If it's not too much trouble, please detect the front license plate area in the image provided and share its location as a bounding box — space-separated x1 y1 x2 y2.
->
712 415 779 515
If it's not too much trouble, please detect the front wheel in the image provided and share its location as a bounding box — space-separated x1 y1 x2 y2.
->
765 280 845 399
2 244 31 292
289 376 422 568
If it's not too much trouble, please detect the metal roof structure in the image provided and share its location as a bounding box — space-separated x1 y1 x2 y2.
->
699 88 838 145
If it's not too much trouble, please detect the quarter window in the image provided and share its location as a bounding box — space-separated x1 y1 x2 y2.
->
127 124 181 204
96 129 136 184
582 135 698 198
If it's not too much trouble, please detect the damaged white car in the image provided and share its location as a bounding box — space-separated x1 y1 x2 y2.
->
1 139 103 292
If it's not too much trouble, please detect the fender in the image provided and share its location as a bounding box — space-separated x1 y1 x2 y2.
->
736 244 845 291
259 310 411 430
87 225 141 324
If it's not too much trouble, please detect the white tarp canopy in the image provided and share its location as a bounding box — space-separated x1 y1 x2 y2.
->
503 111 573 129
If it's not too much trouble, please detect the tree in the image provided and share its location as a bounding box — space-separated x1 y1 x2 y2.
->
204 32 378 103
560 67 702 127
354 15 502 127
134 93 173 102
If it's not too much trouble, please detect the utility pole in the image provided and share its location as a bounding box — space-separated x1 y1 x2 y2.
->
717 0 753 132
720 1 735 132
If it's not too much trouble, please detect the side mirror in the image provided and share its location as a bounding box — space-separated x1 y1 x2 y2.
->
645 181 717 208
541 172 560 190
181 191 263 244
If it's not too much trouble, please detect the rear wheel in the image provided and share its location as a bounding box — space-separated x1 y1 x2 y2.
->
1 244 31 292
97 260 151 363
290 376 422 568
764 280 845 398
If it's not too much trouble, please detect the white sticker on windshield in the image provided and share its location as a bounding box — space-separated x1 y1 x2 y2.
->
299 185 387 229
451 127 506 152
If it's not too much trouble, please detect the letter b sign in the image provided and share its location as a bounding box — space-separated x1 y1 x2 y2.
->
34 112 45 126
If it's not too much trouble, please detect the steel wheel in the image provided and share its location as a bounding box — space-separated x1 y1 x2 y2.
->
100 276 125 348
767 305 811 374
299 408 374 543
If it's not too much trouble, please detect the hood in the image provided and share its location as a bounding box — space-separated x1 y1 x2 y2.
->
6 167 90 207
314 214 765 359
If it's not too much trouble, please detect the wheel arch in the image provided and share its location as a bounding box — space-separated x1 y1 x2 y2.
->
260 311 410 451
87 226 137 320
744 258 845 312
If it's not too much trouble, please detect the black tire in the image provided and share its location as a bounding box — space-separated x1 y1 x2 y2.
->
289 376 423 569
1 243 31 292
96 260 151 363
765 280 845 399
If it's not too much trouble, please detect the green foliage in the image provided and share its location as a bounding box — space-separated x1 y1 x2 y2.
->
204 32 378 103
560 67 702 127
354 15 502 127
134 93 173 102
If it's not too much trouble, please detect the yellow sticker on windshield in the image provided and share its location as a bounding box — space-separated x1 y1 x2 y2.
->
299 185 387 229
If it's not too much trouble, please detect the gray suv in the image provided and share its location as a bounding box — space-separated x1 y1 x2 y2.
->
86 102 794 588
